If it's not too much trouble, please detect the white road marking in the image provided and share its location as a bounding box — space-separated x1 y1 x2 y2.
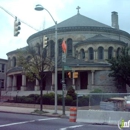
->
37 118 59 121
0 118 59 128
60 125 84 130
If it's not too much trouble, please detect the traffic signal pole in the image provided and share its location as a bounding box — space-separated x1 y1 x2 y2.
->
62 59 65 115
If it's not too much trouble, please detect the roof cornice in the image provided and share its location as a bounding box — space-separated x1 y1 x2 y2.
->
27 26 130 43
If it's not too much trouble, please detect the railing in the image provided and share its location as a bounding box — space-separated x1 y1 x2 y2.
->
77 93 130 111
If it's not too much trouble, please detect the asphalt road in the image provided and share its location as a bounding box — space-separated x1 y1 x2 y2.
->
0 112 120 130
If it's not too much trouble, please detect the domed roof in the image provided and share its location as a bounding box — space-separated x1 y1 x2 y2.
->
48 13 111 29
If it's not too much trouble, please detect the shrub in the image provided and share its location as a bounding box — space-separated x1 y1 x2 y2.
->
71 100 76 106
65 95 73 106
78 95 89 106
67 86 77 100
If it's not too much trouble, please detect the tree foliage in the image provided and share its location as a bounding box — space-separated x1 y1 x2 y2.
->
17 43 54 82
107 47 130 92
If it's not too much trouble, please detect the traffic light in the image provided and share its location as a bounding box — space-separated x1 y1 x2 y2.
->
68 72 71 78
14 17 21 36
43 35 49 48
73 72 78 78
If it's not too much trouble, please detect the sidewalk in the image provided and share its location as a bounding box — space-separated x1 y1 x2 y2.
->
0 102 70 117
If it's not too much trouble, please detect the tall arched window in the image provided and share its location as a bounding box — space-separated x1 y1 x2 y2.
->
50 40 54 57
67 38 72 56
12 57 16 67
88 47 94 60
108 47 113 59
98 46 104 60
117 47 121 58
58 39 62 56
80 49 85 59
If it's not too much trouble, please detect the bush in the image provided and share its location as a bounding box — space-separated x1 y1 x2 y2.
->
67 86 77 100
78 96 89 106
71 100 76 106
65 95 73 106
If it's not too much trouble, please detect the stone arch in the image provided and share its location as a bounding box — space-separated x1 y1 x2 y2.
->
98 46 104 60
12 56 16 67
108 46 113 59
88 47 94 60
58 39 62 56
50 40 54 57
80 48 85 59
66 38 72 56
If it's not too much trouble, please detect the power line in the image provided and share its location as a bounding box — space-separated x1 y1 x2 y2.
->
0 6 39 31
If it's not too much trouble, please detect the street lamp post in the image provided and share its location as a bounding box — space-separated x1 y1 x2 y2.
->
35 4 58 114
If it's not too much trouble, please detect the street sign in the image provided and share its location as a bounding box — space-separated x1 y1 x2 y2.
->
62 53 66 62
64 66 72 70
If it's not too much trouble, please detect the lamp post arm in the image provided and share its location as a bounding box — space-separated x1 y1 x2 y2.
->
44 8 57 25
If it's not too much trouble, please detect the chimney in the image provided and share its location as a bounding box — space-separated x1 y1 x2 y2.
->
111 11 119 29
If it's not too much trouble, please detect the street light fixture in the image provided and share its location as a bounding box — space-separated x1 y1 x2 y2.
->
35 4 58 114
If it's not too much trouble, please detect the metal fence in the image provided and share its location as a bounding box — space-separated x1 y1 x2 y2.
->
77 93 130 111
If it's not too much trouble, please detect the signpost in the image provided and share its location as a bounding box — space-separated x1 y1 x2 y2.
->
62 39 67 115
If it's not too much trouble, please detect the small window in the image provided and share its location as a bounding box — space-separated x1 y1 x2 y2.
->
108 47 113 59
117 47 121 58
0 79 4 88
58 39 62 56
67 38 72 56
12 57 16 67
50 40 54 57
89 47 94 60
0 64 4 72
80 49 85 59
98 47 104 60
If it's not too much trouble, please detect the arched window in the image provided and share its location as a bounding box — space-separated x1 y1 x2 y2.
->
50 40 54 57
88 47 94 60
35 43 40 55
67 38 72 56
42 48 47 58
58 39 62 56
117 47 121 58
80 49 85 59
108 47 113 59
98 47 104 60
12 57 16 67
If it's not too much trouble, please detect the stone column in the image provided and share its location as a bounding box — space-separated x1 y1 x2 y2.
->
12 75 17 91
7 76 12 91
104 49 108 60
84 50 88 60
11 59 13 68
35 79 40 91
51 73 55 91
94 50 97 60
113 50 116 58
21 74 27 91
91 70 95 85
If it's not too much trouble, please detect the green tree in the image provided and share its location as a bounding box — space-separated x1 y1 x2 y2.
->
107 47 130 92
17 41 54 111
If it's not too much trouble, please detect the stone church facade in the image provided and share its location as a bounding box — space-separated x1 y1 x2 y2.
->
6 10 130 94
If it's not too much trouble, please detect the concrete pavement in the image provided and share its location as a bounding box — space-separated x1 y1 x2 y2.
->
0 102 70 117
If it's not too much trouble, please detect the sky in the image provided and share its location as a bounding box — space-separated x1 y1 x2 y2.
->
0 0 130 59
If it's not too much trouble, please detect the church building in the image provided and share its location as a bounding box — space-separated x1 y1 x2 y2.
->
6 8 130 95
